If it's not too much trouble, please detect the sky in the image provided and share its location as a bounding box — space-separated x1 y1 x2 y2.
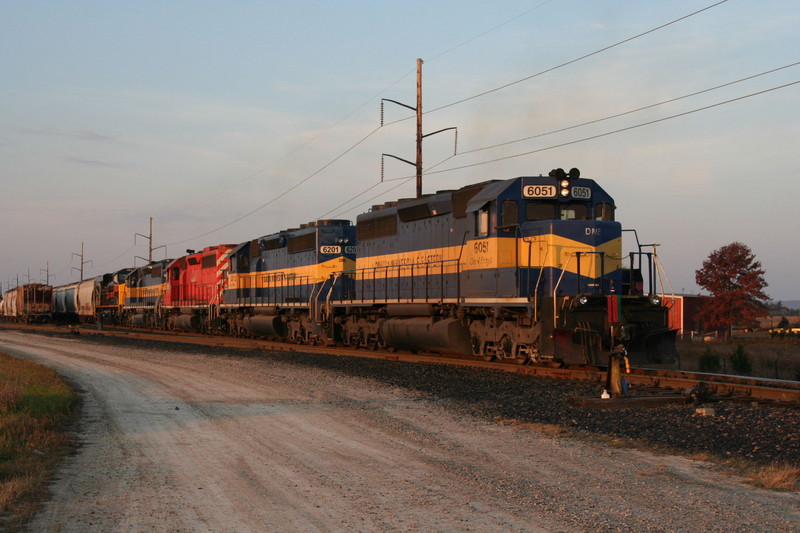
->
1 0 798 300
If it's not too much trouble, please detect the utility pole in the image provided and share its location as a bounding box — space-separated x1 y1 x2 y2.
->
381 58 457 198
415 57 423 198
41 261 55 285
72 242 92 281
136 217 154 263
135 217 166 265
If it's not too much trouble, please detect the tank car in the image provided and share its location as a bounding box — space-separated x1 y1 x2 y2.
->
332 168 675 365
161 245 236 332
220 220 356 341
75 277 102 323
53 282 79 322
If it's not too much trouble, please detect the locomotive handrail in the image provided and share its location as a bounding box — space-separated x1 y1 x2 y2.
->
532 243 549 324
628 251 654 295
552 253 575 325
324 273 340 319
336 257 460 304
231 272 315 307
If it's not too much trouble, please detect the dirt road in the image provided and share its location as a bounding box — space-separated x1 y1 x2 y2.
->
2 330 798 532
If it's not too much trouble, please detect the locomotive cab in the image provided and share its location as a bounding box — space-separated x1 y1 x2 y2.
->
460 168 676 365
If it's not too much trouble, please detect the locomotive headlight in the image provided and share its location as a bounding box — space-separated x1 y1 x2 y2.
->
560 188 570 197
649 295 662 306
560 179 570 188
578 295 589 306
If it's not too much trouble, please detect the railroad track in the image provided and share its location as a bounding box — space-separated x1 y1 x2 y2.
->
5 322 800 404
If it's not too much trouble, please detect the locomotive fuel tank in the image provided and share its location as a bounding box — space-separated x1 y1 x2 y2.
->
243 314 288 338
379 317 472 355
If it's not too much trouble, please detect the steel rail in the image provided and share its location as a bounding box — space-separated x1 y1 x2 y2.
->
3 322 799 404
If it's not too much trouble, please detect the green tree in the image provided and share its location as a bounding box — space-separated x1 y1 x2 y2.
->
729 344 752 376
695 242 769 338
698 345 721 373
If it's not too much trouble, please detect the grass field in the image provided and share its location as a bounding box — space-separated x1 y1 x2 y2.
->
676 337 800 381
0 351 78 530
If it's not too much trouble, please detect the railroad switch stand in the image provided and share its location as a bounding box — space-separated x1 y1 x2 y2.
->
605 344 630 397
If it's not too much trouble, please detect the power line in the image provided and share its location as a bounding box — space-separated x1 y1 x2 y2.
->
175 73 415 214
460 60 800 155
164 125 381 246
158 4 558 243
425 0 730 116
317 181 386 220
325 155 457 220
85 0 733 255
422 80 800 176
427 0 556 62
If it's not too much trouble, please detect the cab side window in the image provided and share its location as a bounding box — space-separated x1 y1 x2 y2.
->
476 204 490 237
501 200 519 228
595 202 615 221
525 202 556 221
560 203 588 220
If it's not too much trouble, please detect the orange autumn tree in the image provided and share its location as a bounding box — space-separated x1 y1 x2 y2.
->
694 242 769 337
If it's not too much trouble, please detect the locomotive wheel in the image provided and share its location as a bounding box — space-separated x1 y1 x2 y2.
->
497 335 513 359
472 336 494 361
352 328 367 349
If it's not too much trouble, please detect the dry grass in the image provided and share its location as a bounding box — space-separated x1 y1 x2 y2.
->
748 464 800 491
0 351 78 530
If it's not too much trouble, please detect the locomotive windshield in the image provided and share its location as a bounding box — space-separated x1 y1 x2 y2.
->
524 201 615 221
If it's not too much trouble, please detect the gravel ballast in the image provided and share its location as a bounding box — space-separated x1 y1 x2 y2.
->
86 334 800 469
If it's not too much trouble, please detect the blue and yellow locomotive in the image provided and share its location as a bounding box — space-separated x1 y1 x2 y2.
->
332 168 675 365
221 219 356 342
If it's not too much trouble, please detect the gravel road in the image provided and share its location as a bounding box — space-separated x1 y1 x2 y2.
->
1 329 798 532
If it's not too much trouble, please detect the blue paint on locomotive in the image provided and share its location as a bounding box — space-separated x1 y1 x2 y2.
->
124 260 170 309
222 220 356 308
350 173 623 304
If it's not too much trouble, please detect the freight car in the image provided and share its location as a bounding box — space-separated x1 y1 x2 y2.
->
0 283 53 323
53 282 79 321
52 278 103 323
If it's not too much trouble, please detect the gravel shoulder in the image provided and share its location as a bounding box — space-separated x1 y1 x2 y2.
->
1 330 798 532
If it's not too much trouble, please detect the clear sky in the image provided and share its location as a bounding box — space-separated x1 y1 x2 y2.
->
1 0 798 300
